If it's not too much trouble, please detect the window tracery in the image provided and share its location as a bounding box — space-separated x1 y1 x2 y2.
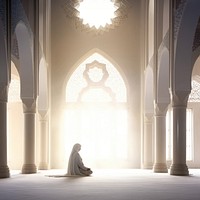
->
64 53 128 168
188 80 200 102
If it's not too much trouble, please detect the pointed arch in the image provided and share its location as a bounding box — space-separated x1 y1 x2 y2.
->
65 49 128 103
15 21 35 99
157 48 170 103
62 50 130 168
64 48 129 96
174 1 200 92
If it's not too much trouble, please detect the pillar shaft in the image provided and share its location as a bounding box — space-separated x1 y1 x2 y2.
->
24 113 36 164
0 84 10 178
170 105 189 175
153 103 168 173
0 102 10 178
22 99 37 174
143 114 153 169
38 113 49 170
153 115 168 172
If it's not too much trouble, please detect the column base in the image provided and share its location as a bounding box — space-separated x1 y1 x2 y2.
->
142 162 153 169
0 165 10 178
22 164 37 174
38 162 48 170
153 163 168 173
170 163 189 176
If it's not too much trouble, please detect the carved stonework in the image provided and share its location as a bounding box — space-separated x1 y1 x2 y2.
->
171 90 190 107
22 98 36 113
0 84 8 102
154 102 169 116
38 110 48 120
174 0 187 40
144 113 153 123
61 0 131 35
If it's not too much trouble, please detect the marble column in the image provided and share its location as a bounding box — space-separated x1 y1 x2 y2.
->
0 84 10 178
153 103 168 173
38 111 49 170
170 92 189 176
142 113 154 169
21 99 37 174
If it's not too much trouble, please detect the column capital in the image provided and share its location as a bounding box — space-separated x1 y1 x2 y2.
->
154 102 169 116
22 98 36 113
144 113 153 122
0 83 8 103
171 90 190 107
38 110 48 120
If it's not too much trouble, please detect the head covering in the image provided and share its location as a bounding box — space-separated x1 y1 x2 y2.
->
67 143 92 176
71 143 81 153
67 143 82 175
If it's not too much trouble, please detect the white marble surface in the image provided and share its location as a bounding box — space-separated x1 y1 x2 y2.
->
0 169 200 200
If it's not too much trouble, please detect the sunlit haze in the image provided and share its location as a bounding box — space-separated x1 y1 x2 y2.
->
63 53 128 168
76 0 118 29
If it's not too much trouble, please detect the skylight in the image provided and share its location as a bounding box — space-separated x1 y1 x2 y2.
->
76 0 118 29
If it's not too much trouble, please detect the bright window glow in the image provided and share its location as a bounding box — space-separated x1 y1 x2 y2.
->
66 53 127 102
188 80 200 102
64 53 128 168
76 0 118 29
8 75 21 102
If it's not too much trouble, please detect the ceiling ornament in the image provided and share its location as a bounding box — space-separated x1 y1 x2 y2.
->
62 0 131 35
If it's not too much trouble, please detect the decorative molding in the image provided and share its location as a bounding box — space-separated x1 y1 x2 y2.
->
188 79 200 102
22 98 36 113
61 0 132 35
174 0 187 40
78 59 116 102
154 102 169 116
83 60 108 86
172 90 190 107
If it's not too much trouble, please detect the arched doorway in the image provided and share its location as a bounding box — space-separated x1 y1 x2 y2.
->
63 52 128 168
7 61 23 170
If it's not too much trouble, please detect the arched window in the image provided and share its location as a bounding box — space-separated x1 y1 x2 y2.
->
64 53 128 168
188 80 200 102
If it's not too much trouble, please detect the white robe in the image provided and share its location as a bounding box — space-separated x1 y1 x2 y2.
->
67 144 93 176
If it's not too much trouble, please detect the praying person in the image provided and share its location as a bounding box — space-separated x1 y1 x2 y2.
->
67 143 93 176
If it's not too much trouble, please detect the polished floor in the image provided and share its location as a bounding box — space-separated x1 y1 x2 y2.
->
0 169 200 200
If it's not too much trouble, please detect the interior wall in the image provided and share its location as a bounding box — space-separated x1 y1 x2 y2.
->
50 0 143 169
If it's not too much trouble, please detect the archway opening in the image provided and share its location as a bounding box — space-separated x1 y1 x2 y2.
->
63 53 128 168
7 61 23 170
